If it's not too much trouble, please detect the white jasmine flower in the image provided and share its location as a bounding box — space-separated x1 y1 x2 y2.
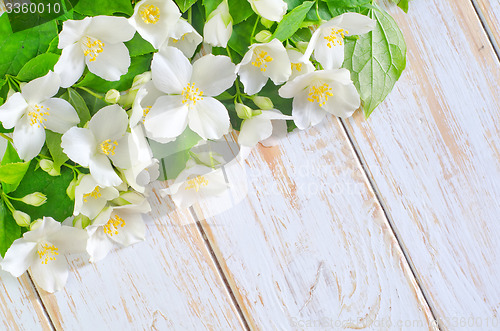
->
145 46 236 141
61 105 131 187
86 199 151 263
0 71 79 160
161 163 228 209
54 16 136 88
248 0 287 22
164 19 203 58
129 0 181 49
279 68 360 129
302 13 376 70
287 48 315 81
0 217 88 293
203 0 232 48
238 109 291 147
74 174 120 220
236 39 291 95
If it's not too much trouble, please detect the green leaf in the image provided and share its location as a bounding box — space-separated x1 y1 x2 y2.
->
228 15 257 57
0 162 30 185
228 0 254 24
66 88 91 125
0 200 21 258
73 0 133 16
175 0 198 13
75 54 153 93
272 1 314 41
47 35 60 54
0 16 58 77
1 143 21 165
125 33 156 57
78 89 108 117
343 6 406 117
45 130 68 172
10 162 74 222
392 0 409 13
324 0 371 8
203 0 223 16
16 53 60 82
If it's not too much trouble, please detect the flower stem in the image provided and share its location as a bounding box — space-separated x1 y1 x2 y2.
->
77 86 104 100
250 17 260 44
0 132 13 142
1 192 15 213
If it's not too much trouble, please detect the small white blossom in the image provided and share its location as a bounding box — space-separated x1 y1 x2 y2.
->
238 109 291 147
73 174 120 220
248 0 287 22
164 19 203 58
203 0 232 48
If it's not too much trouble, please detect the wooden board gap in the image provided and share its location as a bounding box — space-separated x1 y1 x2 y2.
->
470 0 500 62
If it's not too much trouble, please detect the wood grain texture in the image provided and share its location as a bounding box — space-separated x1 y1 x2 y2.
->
192 121 437 330
474 0 500 53
0 272 52 331
344 0 500 329
32 182 244 331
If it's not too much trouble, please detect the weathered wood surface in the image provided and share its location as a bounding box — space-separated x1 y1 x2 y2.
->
344 0 500 329
31 182 245 331
192 125 436 330
474 0 500 53
0 272 52 331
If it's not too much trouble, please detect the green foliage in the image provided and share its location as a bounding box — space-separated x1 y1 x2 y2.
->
75 54 153 93
0 15 58 78
67 88 92 126
175 0 198 13
79 89 108 116
257 81 296 132
228 0 254 24
45 131 69 172
16 53 60 82
343 5 406 117
1 143 29 194
73 0 133 16
228 15 258 58
324 0 371 8
10 162 74 222
390 0 409 13
273 1 314 41
203 0 223 16
125 33 156 57
0 200 21 258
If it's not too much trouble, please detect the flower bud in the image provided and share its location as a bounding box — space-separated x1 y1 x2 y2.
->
112 191 145 206
73 214 91 229
255 30 272 43
105 89 121 104
13 210 31 227
261 18 274 29
252 96 274 110
203 0 233 48
252 109 262 117
30 218 43 231
39 159 59 176
235 103 253 120
66 178 78 200
21 192 47 207
131 71 152 91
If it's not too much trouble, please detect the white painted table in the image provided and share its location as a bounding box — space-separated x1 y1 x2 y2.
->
1 0 499 330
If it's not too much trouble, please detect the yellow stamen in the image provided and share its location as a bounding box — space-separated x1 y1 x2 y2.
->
103 215 126 236
140 4 160 24
251 50 273 72
291 62 302 72
182 83 204 106
82 37 104 62
142 106 151 123
28 104 49 128
38 243 59 264
83 186 102 202
185 176 208 192
307 83 333 106
324 28 349 48
100 139 118 156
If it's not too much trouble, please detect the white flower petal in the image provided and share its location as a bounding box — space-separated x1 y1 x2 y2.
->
61 127 96 167
54 43 86 88
238 63 269 95
238 117 273 147
88 105 128 143
89 153 122 187
144 95 189 140
259 109 292 121
292 90 327 130
21 71 61 104
262 39 291 84
86 16 135 43
315 38 344 70
39 98 79 134
108 211 145 246
58 18 90 48
152 46 192 94
0 239 37 277
86 42 131 82
261 119 288 147
323 81 360 118
24 217 61 241
86 226 115 263
203 13 232 48
188 97 229 140
166 19 203 58
249 0 287 22
30 252 69 293
13 117 45 161
49 226 88 254
108 134 131 169
0 92 28 128
335 12 376 35
191 54 236 96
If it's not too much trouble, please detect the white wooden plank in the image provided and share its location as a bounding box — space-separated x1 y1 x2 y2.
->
33 182 245 331
474 0 500 54
0 271 52 331
344 0 500 329
192 121 437 329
